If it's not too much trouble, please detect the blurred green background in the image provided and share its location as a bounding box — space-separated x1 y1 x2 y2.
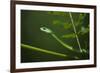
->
21 10 89 63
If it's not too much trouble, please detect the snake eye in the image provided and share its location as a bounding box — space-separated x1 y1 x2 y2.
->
43 27 46 30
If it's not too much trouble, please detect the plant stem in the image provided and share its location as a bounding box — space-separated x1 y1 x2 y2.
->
69 12 82 52
21 43 67 57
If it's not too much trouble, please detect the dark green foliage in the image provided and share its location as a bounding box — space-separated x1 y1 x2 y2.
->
21 10 89 63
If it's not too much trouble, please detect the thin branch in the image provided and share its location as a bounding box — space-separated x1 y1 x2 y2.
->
21 43 67 57
69 12 82 52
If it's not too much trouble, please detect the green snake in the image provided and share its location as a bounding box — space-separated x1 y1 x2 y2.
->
40 27 87 53
40 27 74 51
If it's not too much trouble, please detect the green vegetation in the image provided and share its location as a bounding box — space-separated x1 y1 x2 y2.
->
21 10 89 62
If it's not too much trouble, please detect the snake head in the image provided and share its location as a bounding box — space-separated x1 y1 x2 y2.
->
40 27 52 34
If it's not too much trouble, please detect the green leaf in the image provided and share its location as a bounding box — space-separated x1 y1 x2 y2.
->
63 23 72 29
62 33 76 38
78 26 89 35
52 20 61 25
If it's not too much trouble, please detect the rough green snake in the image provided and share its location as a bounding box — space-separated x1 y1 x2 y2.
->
40 27 74 51
40 27 87 53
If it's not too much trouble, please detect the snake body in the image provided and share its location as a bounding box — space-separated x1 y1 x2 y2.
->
40 27 87 53
40 27 74 51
